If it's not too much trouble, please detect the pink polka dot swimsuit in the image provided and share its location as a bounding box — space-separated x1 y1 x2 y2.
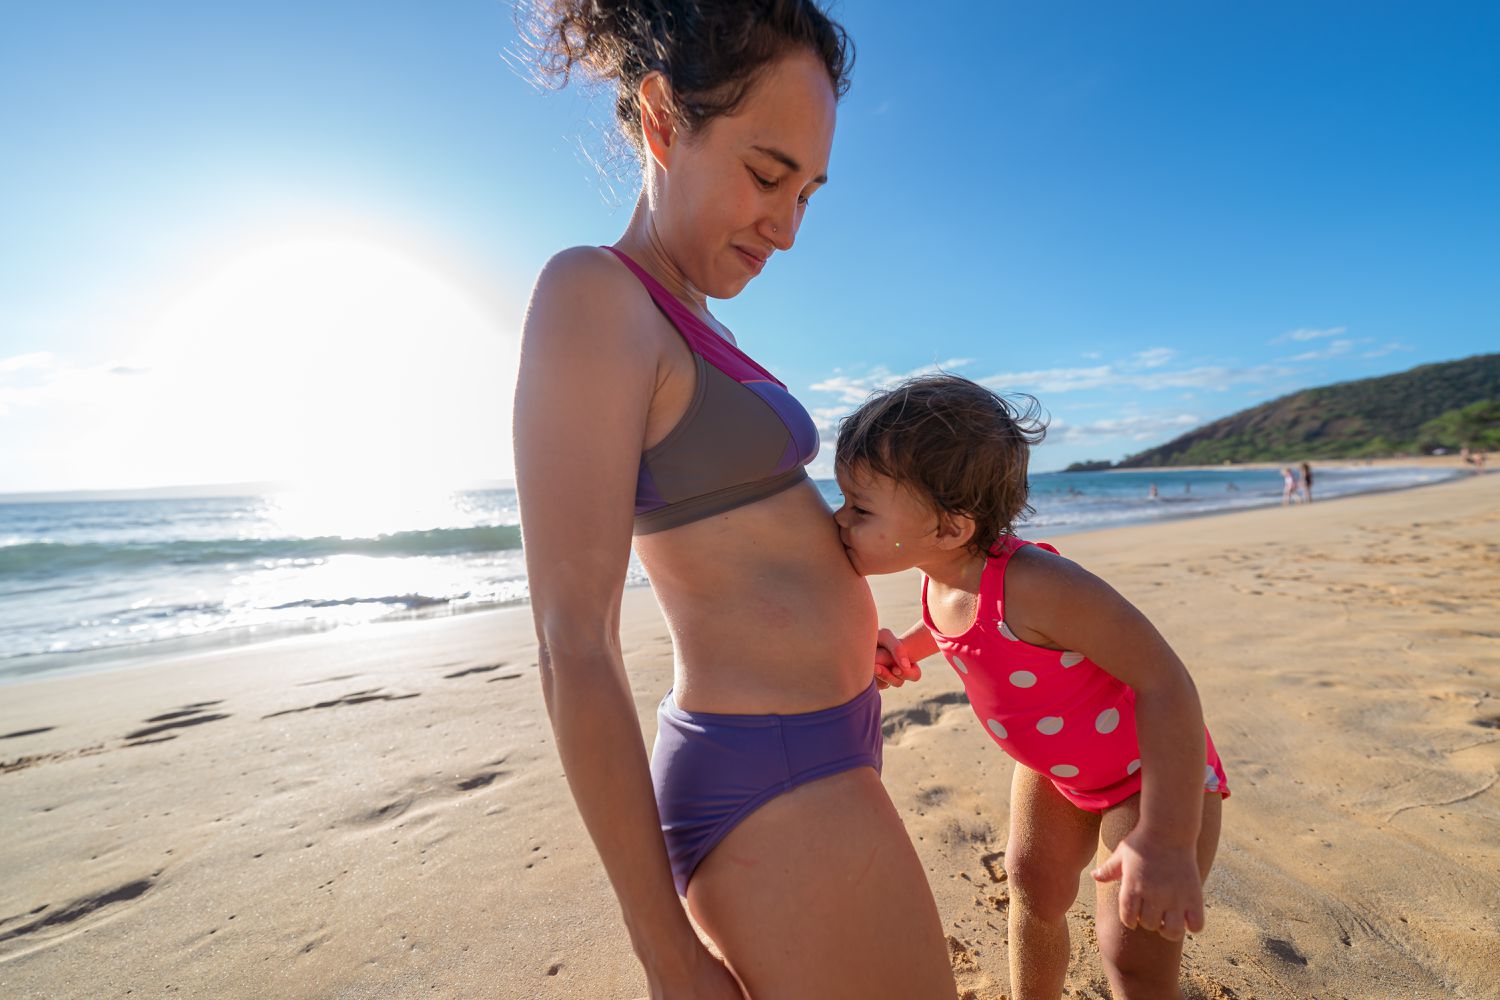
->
921 536 1229 811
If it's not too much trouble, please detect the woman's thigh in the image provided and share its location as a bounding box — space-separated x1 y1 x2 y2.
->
686 766 957 999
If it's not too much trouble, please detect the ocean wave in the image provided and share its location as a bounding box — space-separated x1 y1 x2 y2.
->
269 593 465 611
0 525 523 577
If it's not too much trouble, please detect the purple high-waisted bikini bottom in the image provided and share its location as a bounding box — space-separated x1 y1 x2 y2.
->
650 679 883 895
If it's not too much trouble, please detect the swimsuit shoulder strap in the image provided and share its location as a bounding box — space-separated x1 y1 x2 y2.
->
601 245 784 387
983 536 1059 621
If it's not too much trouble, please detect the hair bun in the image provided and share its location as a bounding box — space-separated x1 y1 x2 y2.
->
522 0 851 153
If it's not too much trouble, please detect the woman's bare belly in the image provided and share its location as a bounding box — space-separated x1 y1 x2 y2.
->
633 479 876 714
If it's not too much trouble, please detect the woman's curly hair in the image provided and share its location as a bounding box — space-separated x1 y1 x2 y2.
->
523 0 852 154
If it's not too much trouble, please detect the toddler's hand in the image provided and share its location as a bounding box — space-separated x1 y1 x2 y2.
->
873 627 921 689
1091 835 1204 941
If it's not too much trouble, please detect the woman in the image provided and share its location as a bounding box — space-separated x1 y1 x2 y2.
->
512 2 957 997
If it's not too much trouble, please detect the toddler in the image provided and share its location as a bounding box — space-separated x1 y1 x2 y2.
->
834 374 1228 1000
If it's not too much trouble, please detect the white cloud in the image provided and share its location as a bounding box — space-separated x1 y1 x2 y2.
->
979 362 1293 394
1129 347 1176 369
0 354 159 417
0 351 57 374
1044 412 1202 445
1289 338 1356 362
808 357 972 404
1273 326 1347 344
808 405 848 432
1362 342 1409 359
976 365 1114 393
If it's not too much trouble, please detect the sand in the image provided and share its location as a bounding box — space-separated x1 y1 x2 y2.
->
2 471 1497 999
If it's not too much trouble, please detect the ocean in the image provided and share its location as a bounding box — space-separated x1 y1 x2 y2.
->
0 464 1458 682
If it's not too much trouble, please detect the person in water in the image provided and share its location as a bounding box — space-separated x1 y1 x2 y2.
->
834 374 1227 1000
512 2 956 995
1281 466 1300 506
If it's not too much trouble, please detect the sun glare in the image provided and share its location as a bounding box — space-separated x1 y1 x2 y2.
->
123 235 517 489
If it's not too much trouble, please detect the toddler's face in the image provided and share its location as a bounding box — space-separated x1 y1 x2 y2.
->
832 463 943 576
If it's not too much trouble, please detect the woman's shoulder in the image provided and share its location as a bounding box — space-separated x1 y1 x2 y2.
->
524 245 660 353
533 244 639 300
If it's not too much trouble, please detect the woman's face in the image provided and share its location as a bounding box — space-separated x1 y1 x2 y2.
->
651 47 837 299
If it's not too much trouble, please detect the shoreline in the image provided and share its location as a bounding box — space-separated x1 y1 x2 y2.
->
2 462 1480 686
1074 453 1478 474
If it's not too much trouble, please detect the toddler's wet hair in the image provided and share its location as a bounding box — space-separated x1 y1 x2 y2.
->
836 374 1047 554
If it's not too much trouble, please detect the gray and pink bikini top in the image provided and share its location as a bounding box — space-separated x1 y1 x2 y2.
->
604 246 820 535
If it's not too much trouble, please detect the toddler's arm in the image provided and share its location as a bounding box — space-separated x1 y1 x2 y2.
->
1003 547 1209 940
872 622 939 688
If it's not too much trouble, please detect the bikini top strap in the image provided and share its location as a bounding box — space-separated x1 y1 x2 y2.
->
601 246 784 387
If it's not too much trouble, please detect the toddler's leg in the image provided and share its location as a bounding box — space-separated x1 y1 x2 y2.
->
1093 792 1223 999
1004 766 1100 1000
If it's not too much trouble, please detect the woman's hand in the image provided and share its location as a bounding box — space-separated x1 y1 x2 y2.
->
874 626 921 689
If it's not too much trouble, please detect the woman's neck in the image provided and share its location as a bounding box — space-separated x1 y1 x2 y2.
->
616 194 710 314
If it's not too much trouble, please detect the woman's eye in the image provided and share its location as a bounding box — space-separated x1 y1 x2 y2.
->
749 169 776 190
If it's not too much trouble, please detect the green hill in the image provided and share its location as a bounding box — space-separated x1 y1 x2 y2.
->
1094 353 1500 468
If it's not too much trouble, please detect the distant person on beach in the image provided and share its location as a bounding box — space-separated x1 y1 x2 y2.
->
1300 462 1314 502
1281 467 1300 506
833 375 1227 1000
512 2 956 996
1148 483 1159 500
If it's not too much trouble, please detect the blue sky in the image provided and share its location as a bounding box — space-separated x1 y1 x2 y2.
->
2 2 1496 491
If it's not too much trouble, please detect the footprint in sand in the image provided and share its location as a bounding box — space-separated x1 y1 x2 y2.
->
0 727 55 741
262 688 419 719
455 768 509 791
124 705 231 741
0 875 157 953
881 691 970 743
443 663 504 679
1262 936 1308 967
296 673 360 687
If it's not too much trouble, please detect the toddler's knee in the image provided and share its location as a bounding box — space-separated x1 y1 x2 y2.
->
1003 850 1078 922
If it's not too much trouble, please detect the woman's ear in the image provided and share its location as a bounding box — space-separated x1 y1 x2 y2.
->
638 71 676 171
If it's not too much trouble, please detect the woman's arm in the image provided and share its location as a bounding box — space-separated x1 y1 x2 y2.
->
514 249 738 995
